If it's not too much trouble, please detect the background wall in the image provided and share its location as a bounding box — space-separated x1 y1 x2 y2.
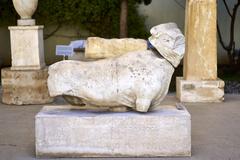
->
0 0 239 66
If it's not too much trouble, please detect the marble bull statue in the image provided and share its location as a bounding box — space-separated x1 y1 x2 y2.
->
48 23 185 112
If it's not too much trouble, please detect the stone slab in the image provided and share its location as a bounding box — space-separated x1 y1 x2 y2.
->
85 37 147 59
9 25 45 70
35 105 191 158
176 77 224 103
1 67 53 105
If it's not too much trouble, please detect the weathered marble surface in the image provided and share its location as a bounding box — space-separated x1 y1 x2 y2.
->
48 23 185 112
48 50 174 112
36 105 191 157
1 68 53 105
176 77 224 102
85 37 147 59
149 23 185 67
183 0 217 80
9 26 45 70
13 0 38 19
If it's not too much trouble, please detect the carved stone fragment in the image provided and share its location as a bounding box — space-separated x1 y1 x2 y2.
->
85 37 147 59
48 23 185 112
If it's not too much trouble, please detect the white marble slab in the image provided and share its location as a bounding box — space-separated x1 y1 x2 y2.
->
36 104 191 158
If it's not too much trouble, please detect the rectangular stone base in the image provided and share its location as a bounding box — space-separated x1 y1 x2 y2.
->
1 67 53 105
176 77 224 103
35 105 191 158
9 26 45 70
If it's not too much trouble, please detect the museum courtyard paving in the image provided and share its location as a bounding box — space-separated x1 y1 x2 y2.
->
0 93 240 160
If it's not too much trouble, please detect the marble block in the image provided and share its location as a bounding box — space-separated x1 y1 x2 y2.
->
35 105 191 158
85 37 147 59
176 77 225 102
1 67 53 105
149 23 185 68
9 26 45 70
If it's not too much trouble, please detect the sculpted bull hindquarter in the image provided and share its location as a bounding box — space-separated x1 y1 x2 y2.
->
47 23 185 112
48 51 174 112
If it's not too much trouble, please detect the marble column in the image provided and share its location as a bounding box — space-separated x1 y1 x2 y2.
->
1 0 53 105
176 0 224 102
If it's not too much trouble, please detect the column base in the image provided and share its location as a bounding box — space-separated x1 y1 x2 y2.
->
176 77 224 103
1 67 53 105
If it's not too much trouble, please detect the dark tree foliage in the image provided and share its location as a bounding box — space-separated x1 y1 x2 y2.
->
136 0 152 5
0 0 150 39
120 0 152 38
0 0 17 25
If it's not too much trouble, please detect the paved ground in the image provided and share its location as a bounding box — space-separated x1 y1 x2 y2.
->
0 94 240 160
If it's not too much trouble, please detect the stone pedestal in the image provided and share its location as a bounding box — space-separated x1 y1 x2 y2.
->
1 68 53 105
35 105 191 158
177 0 225 102
9 26 45 70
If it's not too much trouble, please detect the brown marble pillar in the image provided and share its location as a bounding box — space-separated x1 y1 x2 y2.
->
176 0 224 102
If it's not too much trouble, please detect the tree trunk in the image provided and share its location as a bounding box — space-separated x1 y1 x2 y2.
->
120 0 128 38
217 0 240 68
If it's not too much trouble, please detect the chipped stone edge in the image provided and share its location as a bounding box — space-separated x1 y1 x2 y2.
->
176 77 225 103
